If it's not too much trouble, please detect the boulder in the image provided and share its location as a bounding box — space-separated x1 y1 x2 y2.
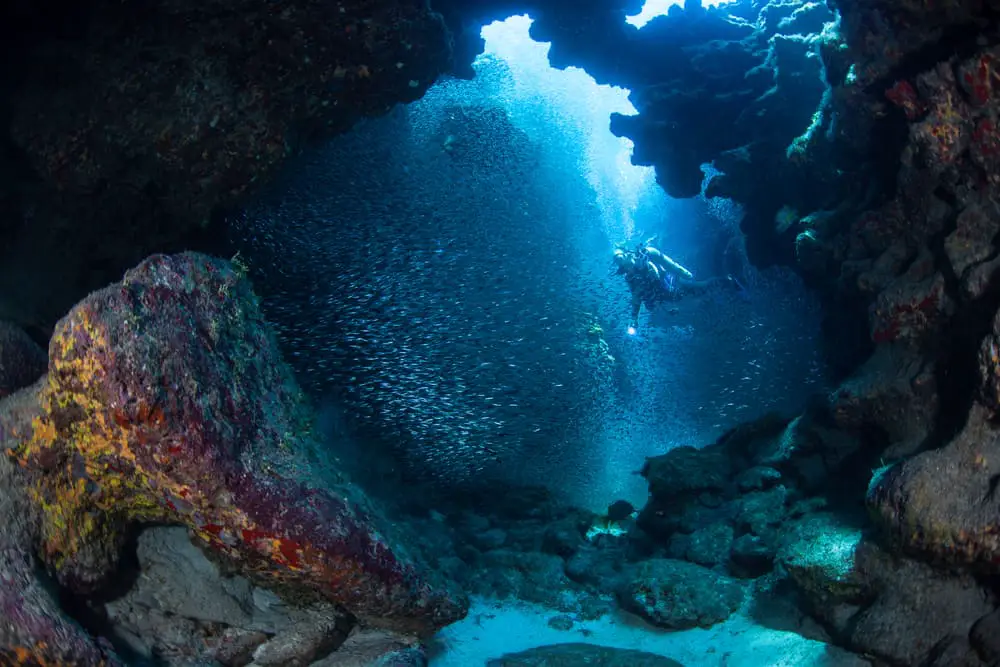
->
3 252 466 636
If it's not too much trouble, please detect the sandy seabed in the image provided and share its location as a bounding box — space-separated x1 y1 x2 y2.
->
428 596 870 667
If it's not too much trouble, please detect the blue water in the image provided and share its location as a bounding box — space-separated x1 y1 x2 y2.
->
229 14 828 513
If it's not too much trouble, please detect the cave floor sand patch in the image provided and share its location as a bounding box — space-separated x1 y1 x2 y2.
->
429 596 870 667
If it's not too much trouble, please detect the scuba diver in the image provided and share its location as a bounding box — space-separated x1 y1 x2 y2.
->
612 238 740 331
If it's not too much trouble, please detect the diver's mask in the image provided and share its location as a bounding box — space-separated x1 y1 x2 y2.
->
612 249 633 274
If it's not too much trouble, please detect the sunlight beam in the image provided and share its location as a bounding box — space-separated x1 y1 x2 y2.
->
478 15 656 243
627 0 731 27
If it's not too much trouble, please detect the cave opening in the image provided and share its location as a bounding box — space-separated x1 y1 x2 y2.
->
8 0 992 661
223 6 830 525
627 0 724 27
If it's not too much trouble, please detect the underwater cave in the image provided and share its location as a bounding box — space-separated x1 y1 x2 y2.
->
1 0 1000 664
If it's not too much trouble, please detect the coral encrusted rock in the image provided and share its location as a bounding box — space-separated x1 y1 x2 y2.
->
3 252 467 636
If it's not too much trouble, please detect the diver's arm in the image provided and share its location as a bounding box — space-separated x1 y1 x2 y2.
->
646 261 661 280
630 293 642 328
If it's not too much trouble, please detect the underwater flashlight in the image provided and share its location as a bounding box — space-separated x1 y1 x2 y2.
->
627 326 636 336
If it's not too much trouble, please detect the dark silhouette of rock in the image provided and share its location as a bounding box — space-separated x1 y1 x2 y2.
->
971 609 1000 663
0 0 453 338
437 0 839 269
0 321 46 398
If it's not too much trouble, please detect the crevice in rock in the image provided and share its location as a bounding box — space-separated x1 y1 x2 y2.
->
53 524 151 664
933 184 960 210
974 571 1000 601
923 211 1000 450
827 424 891 507
818 288 873 384
857 111 912 216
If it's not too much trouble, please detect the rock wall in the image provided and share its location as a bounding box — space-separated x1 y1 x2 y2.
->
0 0 453 340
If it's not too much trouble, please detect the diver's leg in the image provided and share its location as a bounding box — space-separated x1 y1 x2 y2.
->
678 275 738 295
676 277 712 295
630 293 642 329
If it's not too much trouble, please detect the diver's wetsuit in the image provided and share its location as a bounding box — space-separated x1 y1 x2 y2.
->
613 243 739 329
623 267 734 328
625 269 677 315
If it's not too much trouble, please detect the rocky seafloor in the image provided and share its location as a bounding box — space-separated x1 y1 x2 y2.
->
0 250 996 666
5 0 1000 664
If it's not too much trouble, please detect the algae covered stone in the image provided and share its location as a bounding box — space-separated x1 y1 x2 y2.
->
616 558 744 629
7 251 467 635
777 512 866 603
